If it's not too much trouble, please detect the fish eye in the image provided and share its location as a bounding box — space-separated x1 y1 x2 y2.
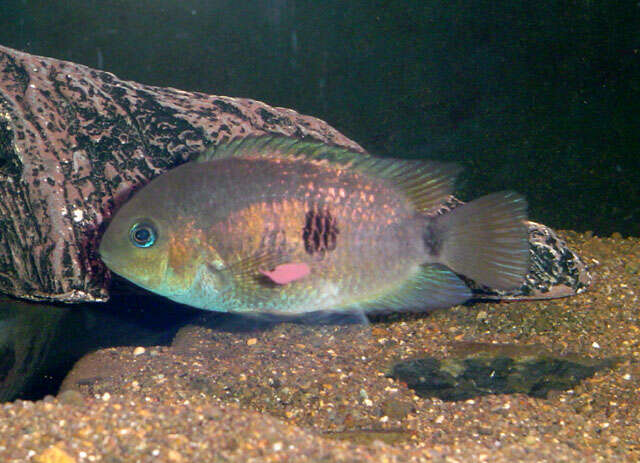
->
129 222 157 248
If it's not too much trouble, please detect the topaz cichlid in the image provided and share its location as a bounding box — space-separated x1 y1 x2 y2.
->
99 136 529 315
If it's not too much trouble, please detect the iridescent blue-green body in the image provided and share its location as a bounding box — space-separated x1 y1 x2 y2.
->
99 136 529 315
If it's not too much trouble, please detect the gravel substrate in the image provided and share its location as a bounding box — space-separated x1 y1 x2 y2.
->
0 231 638 462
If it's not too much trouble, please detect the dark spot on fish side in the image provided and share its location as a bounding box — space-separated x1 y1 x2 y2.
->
303 208 339 255
422 220 443 257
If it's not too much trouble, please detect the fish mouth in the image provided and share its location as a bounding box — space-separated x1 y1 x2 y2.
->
97 234 116 267
98 250 112 267
104 266 159 296
97 247 144 287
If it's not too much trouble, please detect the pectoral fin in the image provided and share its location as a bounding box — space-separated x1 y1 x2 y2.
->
259 263 311 284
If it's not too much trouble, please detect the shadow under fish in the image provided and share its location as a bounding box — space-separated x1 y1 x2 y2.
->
0 294 193 402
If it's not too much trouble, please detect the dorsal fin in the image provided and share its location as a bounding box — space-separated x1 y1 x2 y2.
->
198 136 461 212
196 135 369 165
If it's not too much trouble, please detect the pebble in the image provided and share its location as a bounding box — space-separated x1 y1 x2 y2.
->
380 398 414 420
133 347 146 356
34 445 76 463
56 389 85 406
167 449 183 462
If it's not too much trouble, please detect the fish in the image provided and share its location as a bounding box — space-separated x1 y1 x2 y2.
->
99 136 529 315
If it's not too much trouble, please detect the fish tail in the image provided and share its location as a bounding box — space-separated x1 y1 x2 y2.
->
423 191 529 290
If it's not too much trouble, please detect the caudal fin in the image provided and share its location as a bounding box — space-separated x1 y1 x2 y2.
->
433 191 529 290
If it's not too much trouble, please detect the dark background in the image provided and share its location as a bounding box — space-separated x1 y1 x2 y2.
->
1 0 638 235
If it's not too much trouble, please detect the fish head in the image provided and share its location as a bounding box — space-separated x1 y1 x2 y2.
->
99 175 205 299
99 212 169 292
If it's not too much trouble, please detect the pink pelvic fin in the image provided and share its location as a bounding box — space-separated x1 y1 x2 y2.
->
259 263 311 285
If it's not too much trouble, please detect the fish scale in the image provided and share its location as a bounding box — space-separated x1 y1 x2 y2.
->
204 179 424 313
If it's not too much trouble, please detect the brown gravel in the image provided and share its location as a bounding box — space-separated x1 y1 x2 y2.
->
0 231 638 462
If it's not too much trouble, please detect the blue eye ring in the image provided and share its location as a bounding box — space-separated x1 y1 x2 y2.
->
129 222 157 248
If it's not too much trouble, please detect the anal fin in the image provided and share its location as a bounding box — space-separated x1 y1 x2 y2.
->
353 264 471 314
